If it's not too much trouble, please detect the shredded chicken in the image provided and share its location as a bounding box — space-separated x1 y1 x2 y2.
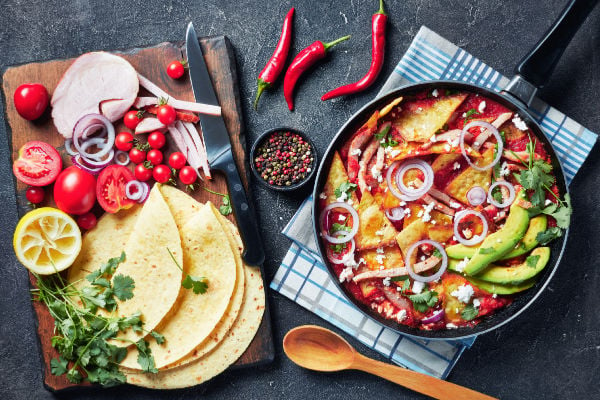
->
502 150 544 163
422 193 455 217
352 255 441 283
472 112 513 151
348 129 375 182
358 138 380 193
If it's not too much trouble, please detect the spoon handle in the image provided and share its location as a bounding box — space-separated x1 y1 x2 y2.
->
352 354 497 400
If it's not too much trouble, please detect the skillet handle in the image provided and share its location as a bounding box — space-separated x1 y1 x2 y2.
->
515 0 599 88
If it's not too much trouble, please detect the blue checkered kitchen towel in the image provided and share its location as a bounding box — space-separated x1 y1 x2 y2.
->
270 26 597 379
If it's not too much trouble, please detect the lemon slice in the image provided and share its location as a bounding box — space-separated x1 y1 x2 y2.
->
13 207 82 275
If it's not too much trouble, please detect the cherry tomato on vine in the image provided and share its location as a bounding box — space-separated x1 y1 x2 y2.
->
129 148 146 164
168 152 187 170
152 164 171 183
179 166 197 185
134 164 153 182
14 83 49 120
156 104 177 125
146 149 163 166
26 187 45 204
166 60 186 79
115 131 135 151
123 110 143 130
148 131 166 149
77 212 97 230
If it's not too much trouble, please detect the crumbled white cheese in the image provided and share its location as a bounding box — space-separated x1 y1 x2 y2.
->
446 323 458 329
478 101 487 114
421 202 435 222
377 175 383 183
512 114 528 131
338 214 346 222
367 186 372 191
347 199 354 205
454 257 470 273
350 148 362 157
412 281 425 294
431 220 437 225
399 201 407 206
453 162 461 170
339 267 354 282
385 147 401 158
462 112 467 118
492 294 498 298
336 191 348 202
380 138 386 145
417 107 423 112
358 258 366 266
449 201 461 209
417 210 424 218
545 199 553 206
499 161 510 177
404 208 412 216
429 135 438 142
473 298 481 309
371 166 382 180
420 255 426 261
397 309 407 321
431 89 439 97
451 284 475 303
455 308 459 313
383 277 391 287
319 192 327 200
376 247 384 254
375 229 384 236
375 254 386 264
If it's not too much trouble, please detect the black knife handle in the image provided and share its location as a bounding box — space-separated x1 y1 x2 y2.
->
213 152 265 266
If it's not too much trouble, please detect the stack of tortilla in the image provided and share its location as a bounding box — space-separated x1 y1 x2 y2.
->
67 184 265 389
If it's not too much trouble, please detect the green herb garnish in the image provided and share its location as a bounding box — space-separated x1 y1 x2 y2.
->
168 248 208 294
408 290 438 313
330 222 351 234
463 108 480 124
202 188 233 216
329 242 348 254
461 304 479 321
536 227 563 245
334 181 357 199
432 248 442 258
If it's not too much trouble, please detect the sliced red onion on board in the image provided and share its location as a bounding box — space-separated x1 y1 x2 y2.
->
114 150 130 166
460 121 503 171
79 149 114 167
71 155 104 175
137 182 150 203
466 186 487 206
453 210 488 246
405 240 448 283
65 139 78 156
72 114 115 160
319 202 359 244
385 207 405 221
421 309 445 324
488 181 516 208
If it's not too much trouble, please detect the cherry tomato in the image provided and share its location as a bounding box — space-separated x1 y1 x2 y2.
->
179 166 197 185
168 152 187 170
54 166 97 215
96 165 136 213
123 110 143 130
146 149 163 166
13 141 62 186
156 104 177 125
152 164 171 183
134 163 153 182
77 212 97 230
115 131 135 151
166 60 186 79
129 147 146 164
148 131 166 149
25 187 45 204
14 83 49 120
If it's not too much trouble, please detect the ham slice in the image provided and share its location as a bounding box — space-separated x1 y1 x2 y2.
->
135 77 222 115
51 52 139 138
135 117 166 134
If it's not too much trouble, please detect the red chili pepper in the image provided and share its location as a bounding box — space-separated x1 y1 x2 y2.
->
283 35 351 111
321 0 388 101
254 7 295 110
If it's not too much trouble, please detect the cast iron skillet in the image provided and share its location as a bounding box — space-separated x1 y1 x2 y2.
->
312 0 598 340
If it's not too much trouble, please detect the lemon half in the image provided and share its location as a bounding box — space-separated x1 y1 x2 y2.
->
13 207 82 275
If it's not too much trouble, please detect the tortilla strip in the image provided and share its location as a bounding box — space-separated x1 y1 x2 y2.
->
445 146 494 204
111 185 184 345
355 190 397 250
119 202 237 369
322 151 358 205
360 245 405 271
124 220 265 389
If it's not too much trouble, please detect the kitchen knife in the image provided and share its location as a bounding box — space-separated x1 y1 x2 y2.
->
186 22 265 266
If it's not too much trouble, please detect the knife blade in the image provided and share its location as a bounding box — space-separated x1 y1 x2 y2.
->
186 22 265 266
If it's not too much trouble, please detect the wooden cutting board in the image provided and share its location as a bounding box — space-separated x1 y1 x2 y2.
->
2 36 274 391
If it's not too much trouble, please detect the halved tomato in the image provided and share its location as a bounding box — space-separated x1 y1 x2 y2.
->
13 141 62 186
96 165 136 213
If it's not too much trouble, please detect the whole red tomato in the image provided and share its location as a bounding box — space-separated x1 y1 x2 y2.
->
123 110 143 130
26 187 45 204
166 61 186 79
134 164 153 182
179 166 197 185
152 164 171 183
115 132 135 151
156 104 176 125
14 83 49 120
168 152 186 170
147 131 166 149
53 166 97 215
129 148 146 164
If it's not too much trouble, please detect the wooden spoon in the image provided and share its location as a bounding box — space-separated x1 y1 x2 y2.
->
283 325 497 400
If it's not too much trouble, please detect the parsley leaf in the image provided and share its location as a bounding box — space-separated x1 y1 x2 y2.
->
50 357 69 376
479 247 495 254
334 181 357 199
461 304 479 321
536 227 563 245
408 290 438 313
112 275 135 301
329 242 347 254
526 255 540 268
512 137 556 208
330 222 351 234
135 339 158 374
182 275 209 294
463 108 480 124
150 330 166 345
202 188 232 216
432 249 442 258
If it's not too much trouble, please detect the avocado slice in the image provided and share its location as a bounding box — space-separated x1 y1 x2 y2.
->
474 247 550 285
462 195 530 275
447 215 547 260
465 276 536 295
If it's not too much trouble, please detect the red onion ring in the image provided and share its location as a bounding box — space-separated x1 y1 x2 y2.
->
71 155 104 175
405 240 448 283
487 181 515 208
319 202 359 244
386 160 433 201
460 121 503 171
79 149 114 167
126 180 143 201
385 207 405 221
466 186 486 206
421 309 445 324
114 150 130 166
72 114 115 160
453 210 488 246
137 182 150 203
82 123 107 139
326 238 356 265
65 139 78 156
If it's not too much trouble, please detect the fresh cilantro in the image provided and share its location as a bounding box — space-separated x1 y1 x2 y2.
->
461 304 479 321
463 108 480 124
112 275 135 301
150 331 166 345
511 136 556 208
202 188 233 216
50 356 69 376
402 278 411 293
536 227 563 245
528 194 571 229
432 249 442 258
445 89 459 96
330 222 351 234
526 255 540 268
168 248 209 295
374 123 391 140
334 181 358 199
374 123 398 148
135 339 158 374
499 130 506 144
329 242 347 254
408 290 438 313
491 185 504 203
390 277 411 294
479 247 495 254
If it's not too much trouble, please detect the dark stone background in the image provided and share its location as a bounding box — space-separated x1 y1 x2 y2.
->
1 1 599 399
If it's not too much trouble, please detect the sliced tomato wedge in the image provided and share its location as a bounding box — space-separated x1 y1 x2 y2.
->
96 165 136 213
13 141 62 186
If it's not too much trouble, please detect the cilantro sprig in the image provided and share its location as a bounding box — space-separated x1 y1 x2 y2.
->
374 123 398 148
463 108 480 124
407 289 438 313
461 304 479 321
202 188 233 216
334 181 357 200
167 248 208 294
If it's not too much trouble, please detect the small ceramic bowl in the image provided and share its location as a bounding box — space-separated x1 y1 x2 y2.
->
250 127 318 192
